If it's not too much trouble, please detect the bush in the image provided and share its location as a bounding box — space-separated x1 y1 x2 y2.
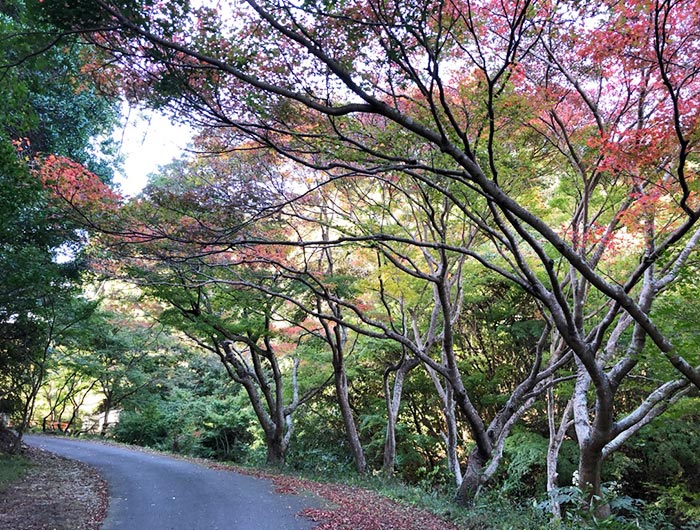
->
112 401 169 447
113 391 256 463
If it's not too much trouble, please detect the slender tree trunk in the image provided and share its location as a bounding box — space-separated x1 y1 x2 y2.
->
547 392 573 519
12 397 33 454
425 364 465 488
322 314 366 475
382 372 399 477
335 361 367 474
13 340 52 453
66 381 97 435
383 356 418 478
443 385 463 487
318 221 366 475
13 365 45 453
100 395 112 437
546 449 562 519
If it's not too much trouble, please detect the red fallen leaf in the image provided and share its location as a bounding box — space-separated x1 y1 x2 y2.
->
211 464 457 530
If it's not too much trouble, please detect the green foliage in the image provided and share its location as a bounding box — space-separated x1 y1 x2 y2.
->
286 397 357 475
456 271 545 415
652 272 700 368
617 401 700 525
113 353 257 462
499 430 548 499
112 401 169 447
6 4 700 529
2 1 120 180
452 490 552 530
535 482 698 530
0 0 120 434
651 485 700 528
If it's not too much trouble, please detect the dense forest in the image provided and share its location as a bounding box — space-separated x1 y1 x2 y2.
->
1 0 700 528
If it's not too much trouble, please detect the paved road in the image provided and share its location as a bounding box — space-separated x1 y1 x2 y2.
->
25 435 318 530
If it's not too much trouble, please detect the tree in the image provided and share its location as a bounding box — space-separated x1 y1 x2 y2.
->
38 345 98 434
37 0 700 510
113 350 257 460
98 157 325 465
150 275 322 466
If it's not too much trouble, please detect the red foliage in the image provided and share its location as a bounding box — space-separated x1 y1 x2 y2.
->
37 154 121 213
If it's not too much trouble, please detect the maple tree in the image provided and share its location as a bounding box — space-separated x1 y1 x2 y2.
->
275 170 561 492
34 0 700 515
96 155 332 466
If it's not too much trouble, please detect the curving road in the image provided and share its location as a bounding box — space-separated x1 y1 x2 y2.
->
24 435 318 530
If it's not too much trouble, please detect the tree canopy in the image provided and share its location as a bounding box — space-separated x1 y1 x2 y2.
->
2 0 700 526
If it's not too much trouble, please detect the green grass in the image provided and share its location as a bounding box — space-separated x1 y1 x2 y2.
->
0 453 31 493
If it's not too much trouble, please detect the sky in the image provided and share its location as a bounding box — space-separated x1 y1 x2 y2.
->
112 105 194 197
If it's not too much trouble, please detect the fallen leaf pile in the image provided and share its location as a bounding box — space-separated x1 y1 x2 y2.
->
218 465 458 530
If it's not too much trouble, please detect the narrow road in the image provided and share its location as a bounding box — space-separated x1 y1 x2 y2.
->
24 435 318 530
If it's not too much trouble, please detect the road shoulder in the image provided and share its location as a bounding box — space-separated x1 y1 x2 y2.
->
0 445 107 530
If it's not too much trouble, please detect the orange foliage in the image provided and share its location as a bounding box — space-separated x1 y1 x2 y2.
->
37 155 122 214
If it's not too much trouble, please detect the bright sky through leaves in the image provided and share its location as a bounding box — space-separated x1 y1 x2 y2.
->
113 104 193 197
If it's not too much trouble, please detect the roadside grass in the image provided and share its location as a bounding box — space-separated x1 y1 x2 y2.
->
0 453 31 493
289 472 551 529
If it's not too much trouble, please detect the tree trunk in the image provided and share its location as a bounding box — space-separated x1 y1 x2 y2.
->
578 442 610 518
266 434 286 466
455 446 489 505
546 392 573 519
382 357 418 478
335 363 367 474
220 339 294 469
382 373 398 477
66 381 97 435
13 372 44 454
443 386 463 487
425 364 465 488
12 398 32 454
100 396 112 437
324 316 366 475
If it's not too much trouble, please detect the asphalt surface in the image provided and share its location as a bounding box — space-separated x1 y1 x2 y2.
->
24 435 319 530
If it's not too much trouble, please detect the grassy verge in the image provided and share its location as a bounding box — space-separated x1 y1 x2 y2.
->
0 452 31 493
287 472 549 529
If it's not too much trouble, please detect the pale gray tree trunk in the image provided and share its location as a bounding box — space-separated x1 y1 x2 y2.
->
383 356 419 477
425 364 463 487
546 390 573 519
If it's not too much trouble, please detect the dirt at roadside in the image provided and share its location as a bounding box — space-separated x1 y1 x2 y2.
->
0 446 108 530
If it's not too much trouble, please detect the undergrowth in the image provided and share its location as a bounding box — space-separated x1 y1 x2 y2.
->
263 466 698 530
